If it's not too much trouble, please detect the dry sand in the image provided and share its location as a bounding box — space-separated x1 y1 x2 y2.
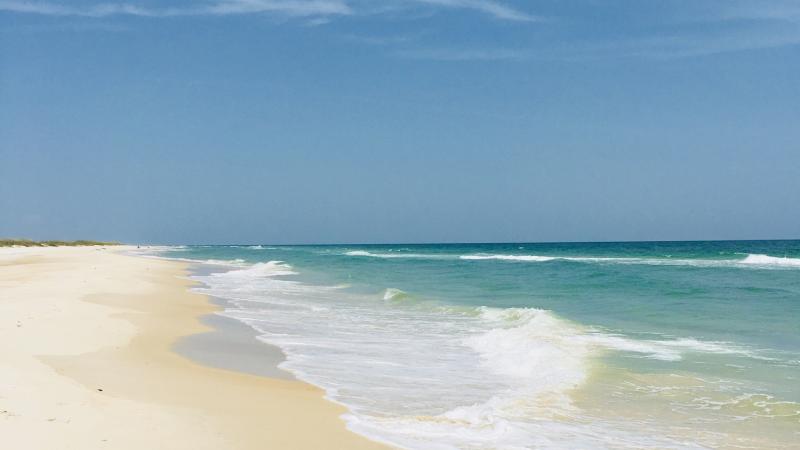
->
0 246 391 450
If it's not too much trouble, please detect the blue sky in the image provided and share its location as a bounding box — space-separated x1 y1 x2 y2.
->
1 1 799 244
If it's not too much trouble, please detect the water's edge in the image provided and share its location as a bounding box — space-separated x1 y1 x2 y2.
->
171 263 295 381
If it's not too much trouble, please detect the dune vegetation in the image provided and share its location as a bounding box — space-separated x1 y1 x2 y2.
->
0 239 120 247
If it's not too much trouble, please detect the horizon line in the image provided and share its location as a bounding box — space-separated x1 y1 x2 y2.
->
139 237 800 247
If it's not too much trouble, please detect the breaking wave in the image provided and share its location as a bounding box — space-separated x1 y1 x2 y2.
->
346 250 450 259
738 254 800 267
345 249 800 269
460 254 557 262
383 288 410 301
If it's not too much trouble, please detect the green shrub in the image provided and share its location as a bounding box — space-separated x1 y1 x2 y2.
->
0 239 120 247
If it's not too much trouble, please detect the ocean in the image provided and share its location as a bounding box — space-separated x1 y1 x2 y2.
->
151 241 800 449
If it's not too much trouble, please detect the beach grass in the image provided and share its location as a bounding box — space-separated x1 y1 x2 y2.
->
0 239 120 247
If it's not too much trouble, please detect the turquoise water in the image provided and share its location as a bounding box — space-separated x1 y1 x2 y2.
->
154 241 800 449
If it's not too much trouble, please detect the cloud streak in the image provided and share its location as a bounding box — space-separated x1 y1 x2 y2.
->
3 0 798 59
720 1 800 23
410 0 536 22
0 0 353 18
0 0 535 20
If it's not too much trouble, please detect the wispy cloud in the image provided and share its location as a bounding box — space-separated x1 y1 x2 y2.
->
0 0 353 18
4 0 798 59
626 30 800 59
204 0 351 16
542 25 800 61
0 0 536 21
719 0 800 23
588 0 800 59
410 0 536 22
0 20 131 32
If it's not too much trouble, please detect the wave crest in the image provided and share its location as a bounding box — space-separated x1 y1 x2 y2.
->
460 254 557 262
739 254 800 267
471 308 765 367
383 288 410 301
346 250 447 259
210 260 297 279
467 307 589 391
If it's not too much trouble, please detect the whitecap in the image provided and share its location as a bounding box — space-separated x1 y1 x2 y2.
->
460 254 557 262
738 253 800 268
383 288 410 301
345 250 451 259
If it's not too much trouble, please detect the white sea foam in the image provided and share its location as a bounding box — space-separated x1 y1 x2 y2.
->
190 259 727 449
465 308 589 404
459 253 687 266
146 245 797 449
205 258 248 266
739 253 800 267
346 250 450 259
128 243 775 272
581 334 684 361
345 249 800 270
185 258 791 449
207 260 297 278
340 307 709 449
383 288 410 301
656 338 753 356
193 263 653 448
581 334 764 361
166 257 248 267
460 254 557 262
686 393 800 418
459 253 800 269
468 309 762 364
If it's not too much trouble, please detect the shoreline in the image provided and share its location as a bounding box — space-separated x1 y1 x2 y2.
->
171 262 294 380
173 293 296 380
0 246 391 450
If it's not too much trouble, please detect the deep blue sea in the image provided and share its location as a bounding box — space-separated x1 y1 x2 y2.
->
149 241 800 449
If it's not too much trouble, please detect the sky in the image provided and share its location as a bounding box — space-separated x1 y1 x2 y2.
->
1 0 799 244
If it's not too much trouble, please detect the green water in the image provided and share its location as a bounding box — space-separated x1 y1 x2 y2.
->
162 240 800 449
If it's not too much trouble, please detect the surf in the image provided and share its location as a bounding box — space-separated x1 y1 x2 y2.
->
153 242 800 450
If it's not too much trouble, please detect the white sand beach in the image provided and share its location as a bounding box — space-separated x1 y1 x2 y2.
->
0 246 391 450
